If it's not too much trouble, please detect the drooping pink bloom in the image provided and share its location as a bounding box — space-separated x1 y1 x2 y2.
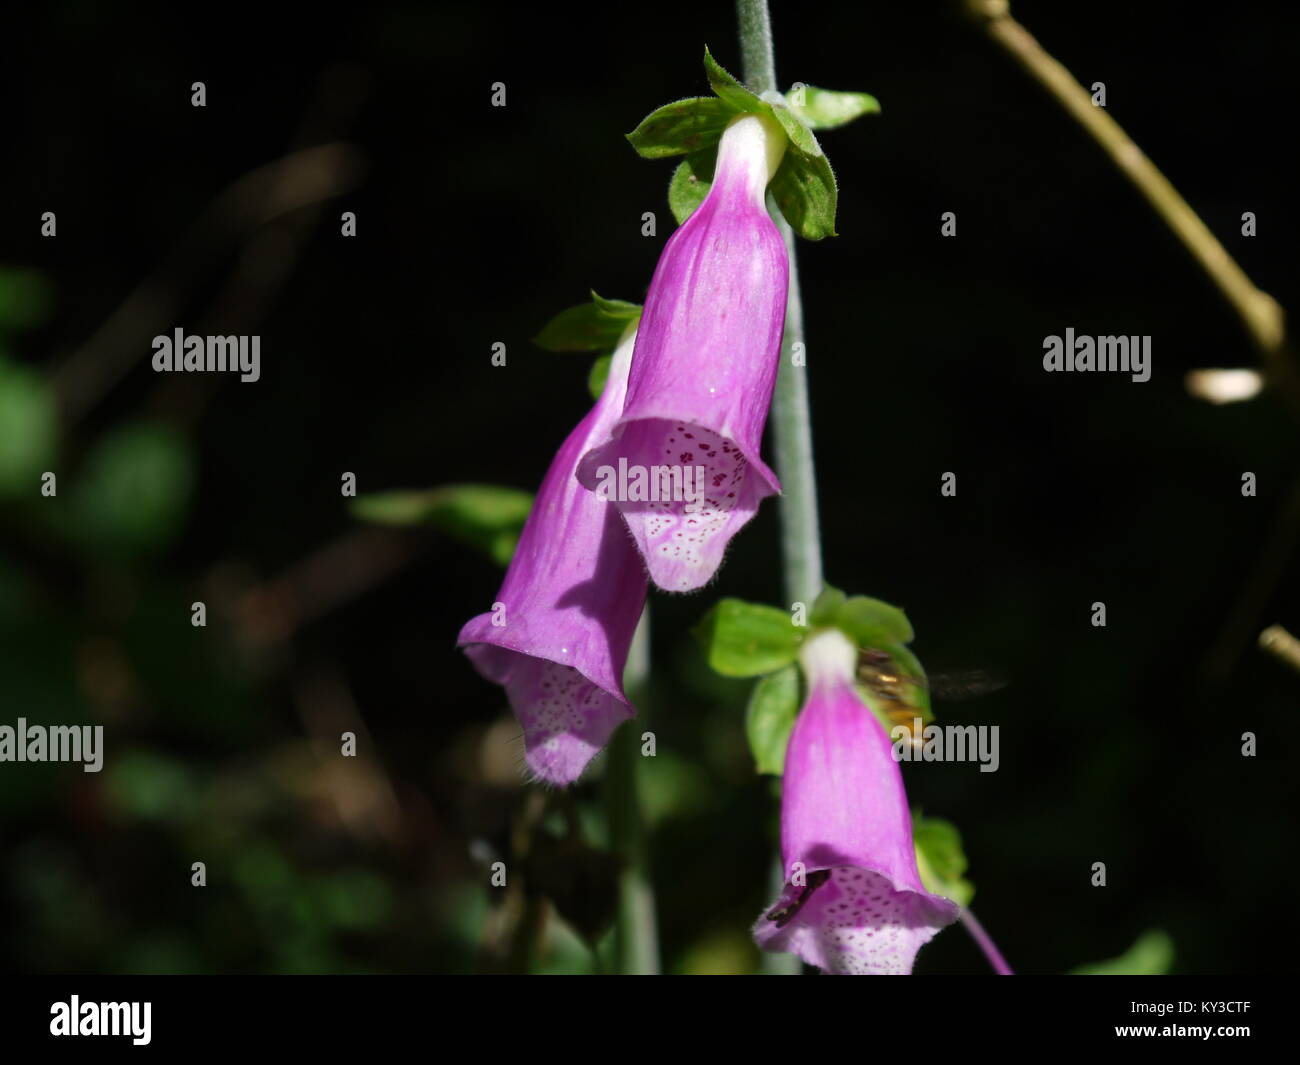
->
577 113 789 593
457 329 647 786
754 629 959 974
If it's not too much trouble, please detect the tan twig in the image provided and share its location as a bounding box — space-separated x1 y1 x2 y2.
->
967 0 1299 410
1259 625 1300 675
52 142 366 423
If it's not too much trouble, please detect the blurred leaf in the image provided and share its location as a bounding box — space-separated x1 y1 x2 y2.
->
626 95 731 159
533 291 640 353
745 664 800 775
0 266 55 332
673 929 759 975
787 85 880 130
350 483 533 567
1070 930 1175 975
694 598 802 677
105 751 199 823
638 747 714 824
0 355 57 497
317 871 392 931
913 814 975 908
69 422 195 557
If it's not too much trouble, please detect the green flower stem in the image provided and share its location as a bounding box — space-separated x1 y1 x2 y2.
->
736 0 824 608
607 609 660 973
738 0 822 976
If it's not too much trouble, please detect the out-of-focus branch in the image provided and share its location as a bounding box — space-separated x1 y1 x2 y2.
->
966 0 1299 411
53 142 366 423
1202 475 1300 688
231 527 425 648
291 662 405 845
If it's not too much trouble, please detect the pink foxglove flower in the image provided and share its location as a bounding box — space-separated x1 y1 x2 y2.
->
754 628 958 973
578 113 789 593
458 329 647 786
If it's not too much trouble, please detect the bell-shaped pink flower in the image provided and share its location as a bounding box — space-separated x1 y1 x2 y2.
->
577 113 789 593
754 629 959 973
457 329 648 786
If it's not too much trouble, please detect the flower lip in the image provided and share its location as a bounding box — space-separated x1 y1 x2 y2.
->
457 329 648 785
754 627 959 973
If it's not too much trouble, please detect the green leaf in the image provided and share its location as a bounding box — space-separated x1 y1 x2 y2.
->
0 356 57 497
667 147 716 225
809 585 847 626
587 354 612 401
745 665 800 775
1070 930 1175 976
787 85 880 130
812 588 914 648
626 96 733 159
69 422 195 557
694 598 803 677
770 102 823 158
0 267 55 333
590 292 640 318
702 47 763 113
770 136 838 240
913 815 975 908
533 291 641 353
838 596 914 646
350 483 533 567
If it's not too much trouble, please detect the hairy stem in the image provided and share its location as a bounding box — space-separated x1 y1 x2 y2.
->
736 0 824 606
738 0 821 976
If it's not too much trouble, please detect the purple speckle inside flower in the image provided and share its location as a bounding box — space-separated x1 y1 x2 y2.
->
756 864 956 975
616 421 751 592
463 648 631 785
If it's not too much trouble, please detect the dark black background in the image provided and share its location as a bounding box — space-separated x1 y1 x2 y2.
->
1 0 1296 974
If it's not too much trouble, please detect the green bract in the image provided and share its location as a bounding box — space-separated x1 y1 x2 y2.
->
626 96 734 159
696 586 926 775
913 814 975 908
626 48 880 240
667 148 716 226
532 291 642 402
810 587 914 646
693 597 802 677
745 664 800 775
787 85 881 130
586 354 613 401
532 291 641 353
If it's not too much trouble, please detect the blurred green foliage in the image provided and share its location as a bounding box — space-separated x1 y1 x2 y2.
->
1071 930 1175 976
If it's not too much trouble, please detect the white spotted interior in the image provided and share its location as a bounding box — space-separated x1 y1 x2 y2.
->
758 866 949 975
619 421 749 592
505 657 628 785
